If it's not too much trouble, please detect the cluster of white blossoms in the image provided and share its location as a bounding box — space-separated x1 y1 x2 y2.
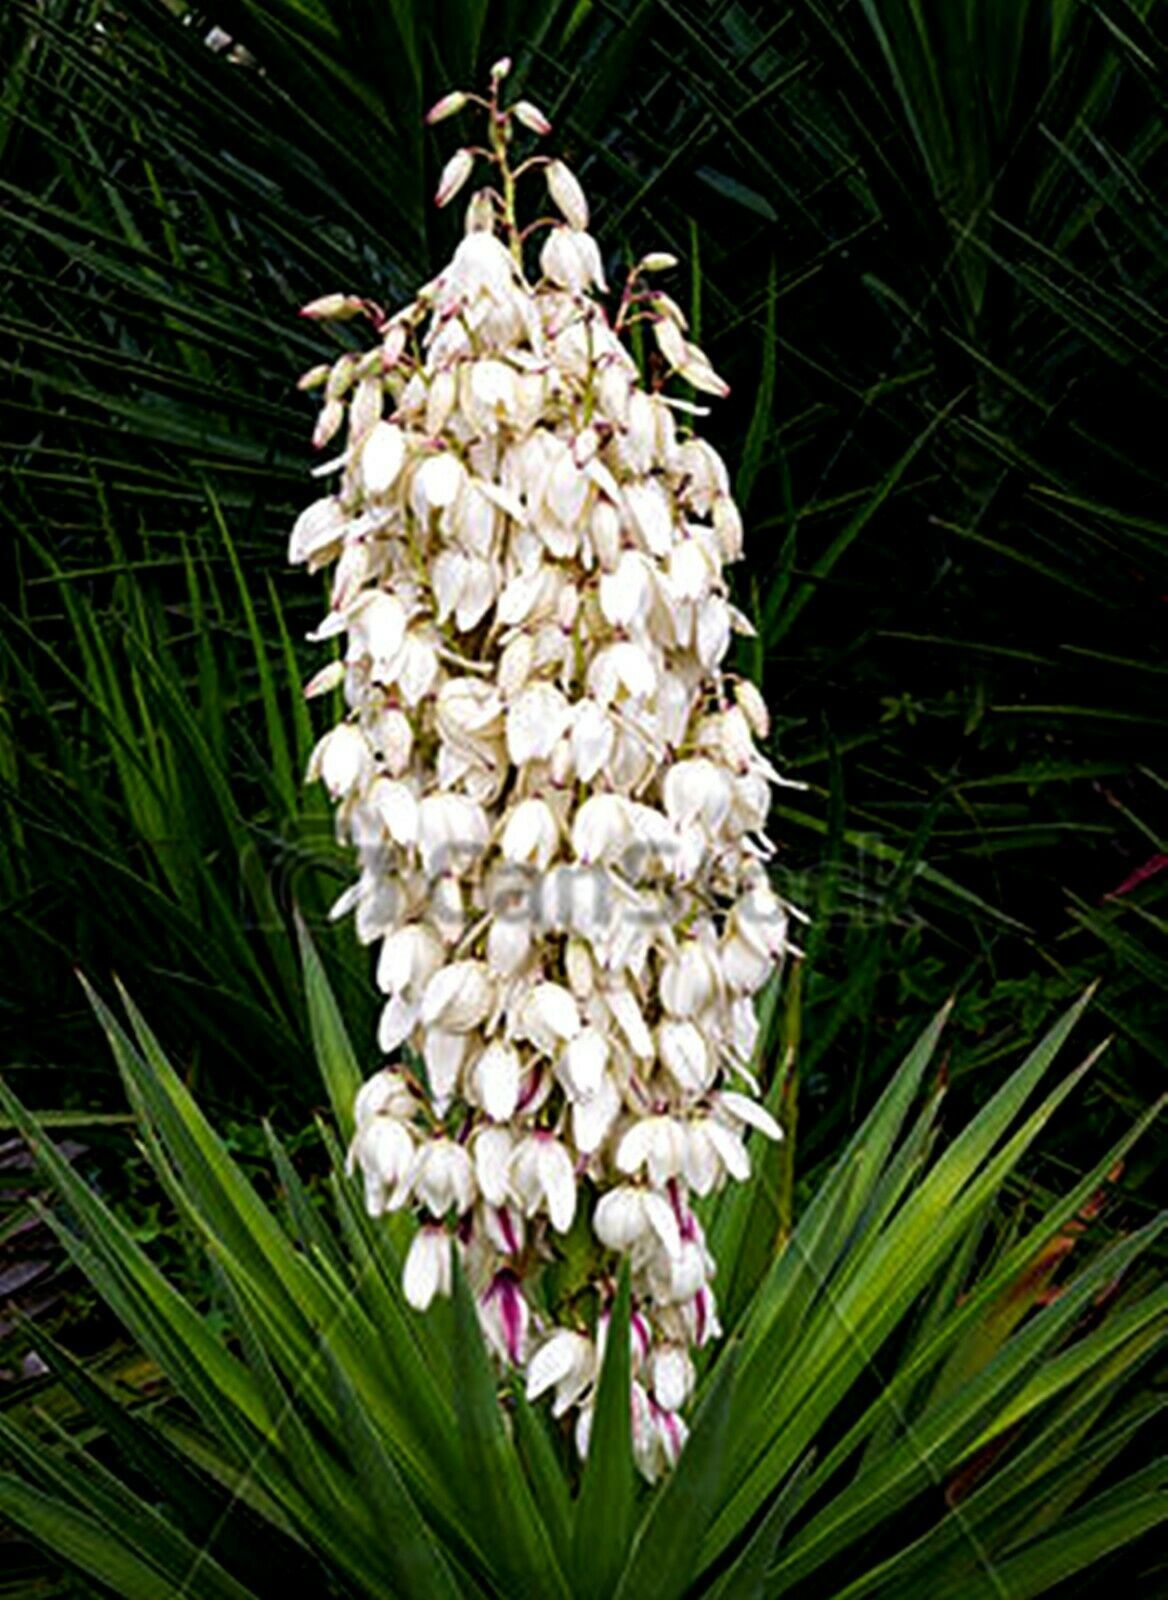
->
291 60 797 1480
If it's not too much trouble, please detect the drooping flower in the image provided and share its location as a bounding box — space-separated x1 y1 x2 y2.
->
402 1225 453 1311
292 60 800 1478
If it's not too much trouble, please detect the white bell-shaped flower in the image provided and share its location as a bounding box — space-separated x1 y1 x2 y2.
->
526 1329 595 1417
593 1184 681 1260
402 1225 453 1311
307 723 371 801
412 1138 475 1218
349 1116 416 1215
420 960 495 1032
509 1133 577 1233
468 1040 522 1122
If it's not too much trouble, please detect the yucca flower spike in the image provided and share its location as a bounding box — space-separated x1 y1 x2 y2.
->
292 62 800 1477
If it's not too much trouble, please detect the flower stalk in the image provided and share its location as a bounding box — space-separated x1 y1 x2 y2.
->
291 59 799 1479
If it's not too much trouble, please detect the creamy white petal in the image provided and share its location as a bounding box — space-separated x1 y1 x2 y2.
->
538 1139 577 1233
546 160 589 229
402 1227 452 1311
706 1120 751 1183
517 982 581 1051
721 1091 784 1142
289 496 346 565
658 1020 713 1095
422 1028 467 1112
360 422 405 497
506 682 572 764
471 1041 521 1122
377 993 417 1053
559 1027 608 1098
651 1346 695 1412
643 1191 682 1259
571 1074 622 1155
501 797 559 870
309 724 371 800
420 961 494 1032
473 1126 514 1207
570 699 615 782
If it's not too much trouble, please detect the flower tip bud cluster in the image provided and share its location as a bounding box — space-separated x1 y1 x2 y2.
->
292 62 794 1480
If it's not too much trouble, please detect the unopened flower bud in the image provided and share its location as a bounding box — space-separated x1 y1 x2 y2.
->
513 98 551 135
325 354 359 401
547 159 589 230
435 148 475 208
299 293 365 321
303 660 345 699
464 188 496 233
312 399 345 450
425 90 467 125
381 321 408 369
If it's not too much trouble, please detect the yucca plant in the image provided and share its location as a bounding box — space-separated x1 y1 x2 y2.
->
1 10 1166 1594
0 951 1163 1598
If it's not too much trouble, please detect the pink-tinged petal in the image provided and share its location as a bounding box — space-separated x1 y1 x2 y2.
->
299 293 364 321
497 1275 527 1364
435 148 474 208
498 1206 520 1257
425 90 467 125
1104 853 1168 900
513 99 551 135
654 1402 687 1467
